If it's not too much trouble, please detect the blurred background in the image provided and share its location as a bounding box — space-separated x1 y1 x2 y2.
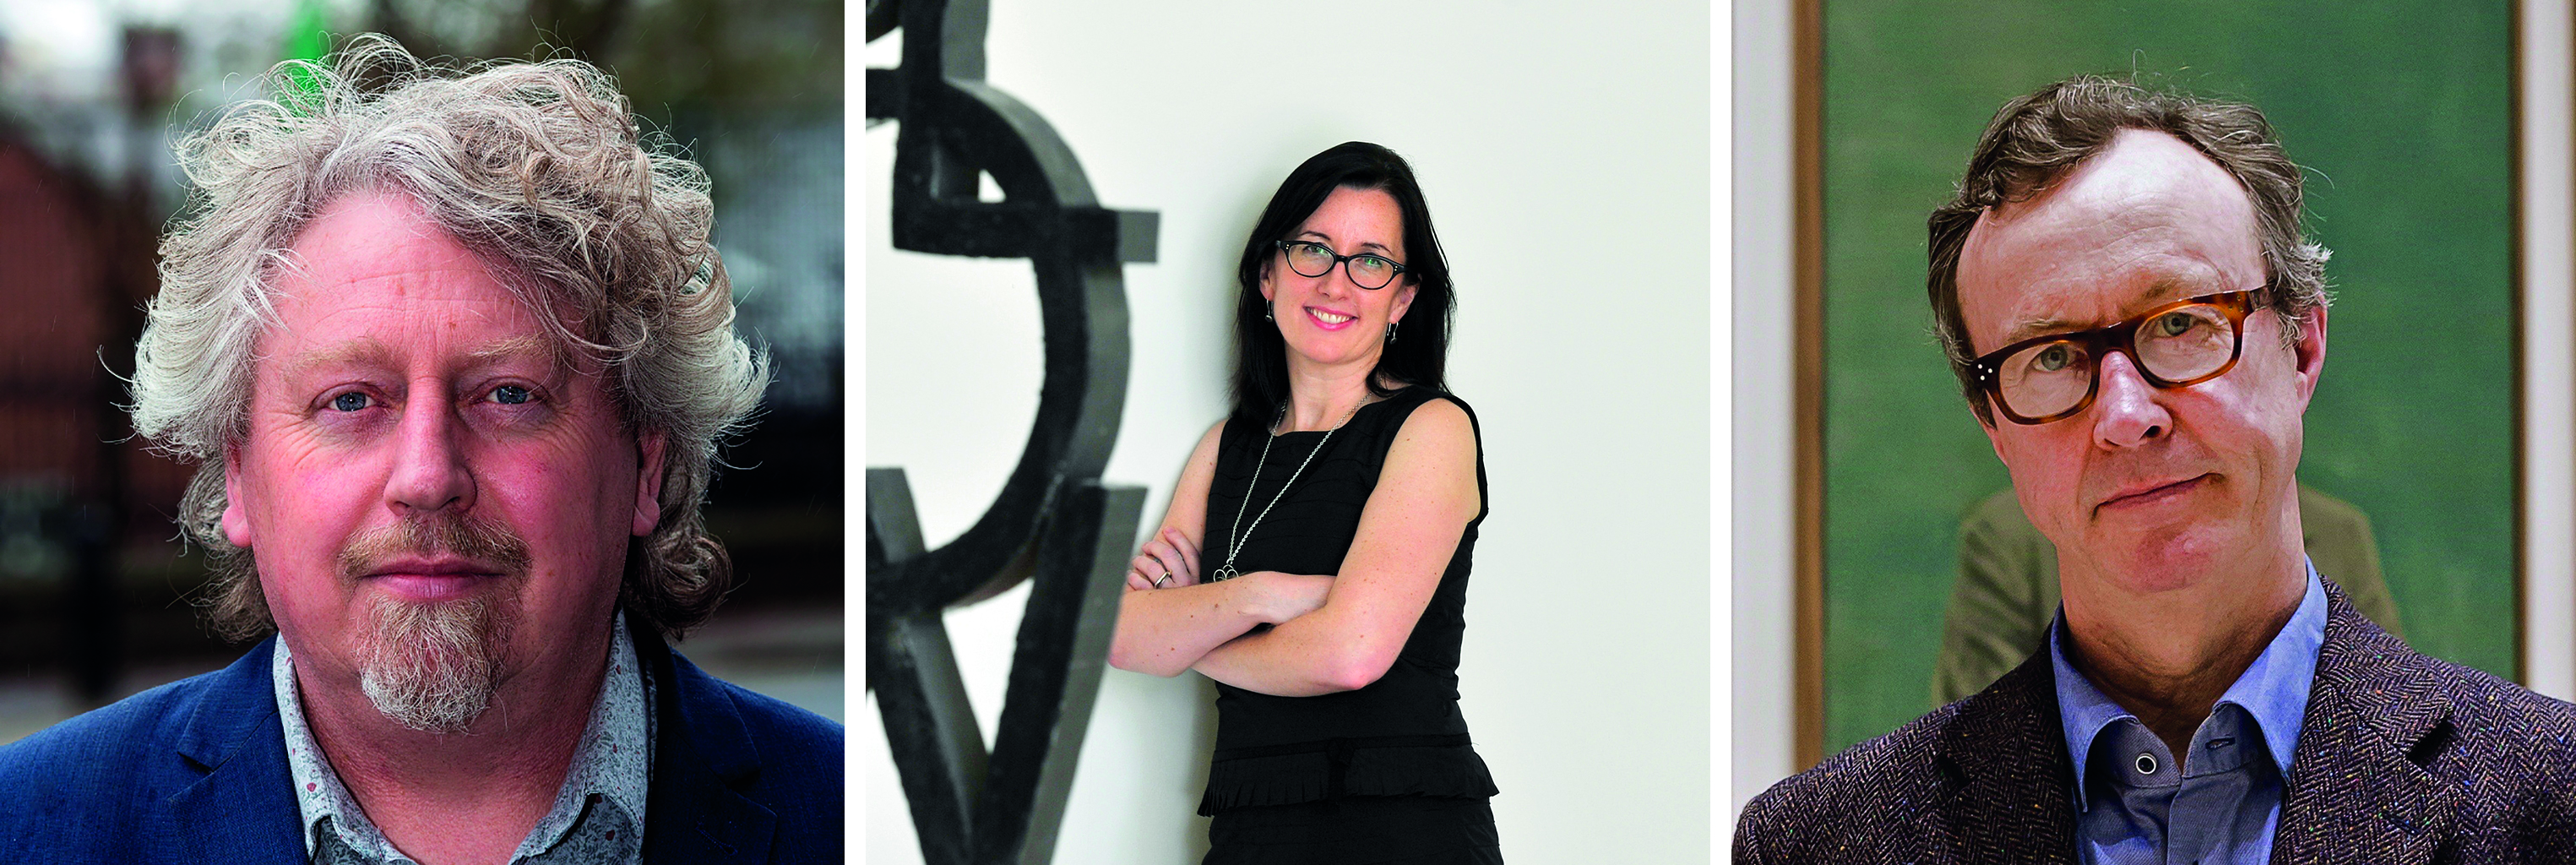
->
0 0 844 743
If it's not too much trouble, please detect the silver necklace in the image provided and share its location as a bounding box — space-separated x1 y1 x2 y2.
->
1211 398 1362 581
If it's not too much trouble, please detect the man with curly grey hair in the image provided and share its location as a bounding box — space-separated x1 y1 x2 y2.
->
1737 75 2576 862
0 37 840 864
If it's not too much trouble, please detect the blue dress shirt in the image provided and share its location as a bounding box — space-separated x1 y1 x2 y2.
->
2051 563 2326 865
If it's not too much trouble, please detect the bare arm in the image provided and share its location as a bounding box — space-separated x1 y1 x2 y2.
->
1191 398 1481 696
1108 422 1334 676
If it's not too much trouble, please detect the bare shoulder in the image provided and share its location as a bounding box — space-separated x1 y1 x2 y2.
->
1189 418 1228 461
1389 395 1477 456
1151 418 1236 537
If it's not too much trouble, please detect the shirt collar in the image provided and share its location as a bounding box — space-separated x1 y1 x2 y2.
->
2050 560 2326 809
274 612 655 862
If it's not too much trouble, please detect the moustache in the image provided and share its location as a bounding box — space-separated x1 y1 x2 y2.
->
335 514 534 582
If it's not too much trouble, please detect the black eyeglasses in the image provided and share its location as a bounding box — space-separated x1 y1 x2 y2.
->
1971 290 2264 425
1277 240 1408 290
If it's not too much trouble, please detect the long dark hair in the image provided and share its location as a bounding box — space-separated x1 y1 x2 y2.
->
1230 142 1454 425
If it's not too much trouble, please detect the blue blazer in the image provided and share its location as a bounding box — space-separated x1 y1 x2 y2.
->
0 628 843 863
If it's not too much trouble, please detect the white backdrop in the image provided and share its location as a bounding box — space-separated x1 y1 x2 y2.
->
860 2 1711 862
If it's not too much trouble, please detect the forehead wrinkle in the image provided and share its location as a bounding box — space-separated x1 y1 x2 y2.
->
1964 143 2258 353
269 330 568 386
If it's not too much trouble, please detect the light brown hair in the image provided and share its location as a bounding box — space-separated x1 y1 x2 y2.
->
1927 74 2329 424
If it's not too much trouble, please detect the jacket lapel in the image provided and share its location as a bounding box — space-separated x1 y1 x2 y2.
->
164 638 307 864
153 633 796 863
639 634 778 865
1937 650 2080 864
2271 585 2455 865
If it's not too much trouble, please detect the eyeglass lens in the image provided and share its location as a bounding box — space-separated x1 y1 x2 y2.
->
1284 242 1399 289
1995 302 2239 419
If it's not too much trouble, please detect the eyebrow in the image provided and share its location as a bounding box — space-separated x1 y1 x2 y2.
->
280 337 394 380
278 335 564 381
1295 230 1396 257
1996 279 2210 345
465 335 563 368
2000 316 2080 345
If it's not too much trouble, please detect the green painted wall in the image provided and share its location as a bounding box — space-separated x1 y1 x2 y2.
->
1820 1 2516 755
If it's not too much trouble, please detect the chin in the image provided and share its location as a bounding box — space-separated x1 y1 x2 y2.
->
2096 523 2236 595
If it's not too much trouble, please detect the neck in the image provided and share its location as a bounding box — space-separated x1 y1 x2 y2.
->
291 625 613 865
1280 356 1387 432
2057 520 2307 757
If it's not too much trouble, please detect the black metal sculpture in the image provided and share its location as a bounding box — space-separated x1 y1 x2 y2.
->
865 0 1157 862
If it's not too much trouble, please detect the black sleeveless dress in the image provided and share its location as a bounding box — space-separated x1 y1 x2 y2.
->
1195 388 1501 864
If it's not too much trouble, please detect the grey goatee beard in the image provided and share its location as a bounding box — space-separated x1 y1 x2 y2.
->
340 515 530 732
357 593 517 732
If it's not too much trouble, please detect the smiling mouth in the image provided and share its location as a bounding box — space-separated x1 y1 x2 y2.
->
1307 307 1356 329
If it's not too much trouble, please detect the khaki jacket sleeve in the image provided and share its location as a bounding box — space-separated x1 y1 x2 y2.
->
1932 489 2057 706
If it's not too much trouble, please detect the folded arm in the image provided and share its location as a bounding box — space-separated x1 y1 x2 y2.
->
1190 399 1481 696
1109 421 1336 677
1111 570 1333 677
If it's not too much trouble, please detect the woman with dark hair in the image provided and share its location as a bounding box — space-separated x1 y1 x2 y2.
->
1108 142 1499 862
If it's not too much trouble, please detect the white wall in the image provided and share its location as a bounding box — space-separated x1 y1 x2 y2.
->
2517 0 2576 703
861 3 1711 862
1726 0 1796 823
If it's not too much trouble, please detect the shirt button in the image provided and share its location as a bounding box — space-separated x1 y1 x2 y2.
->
2136 753 2157 775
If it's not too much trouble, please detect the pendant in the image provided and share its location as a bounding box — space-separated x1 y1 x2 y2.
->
1211 564 1242 582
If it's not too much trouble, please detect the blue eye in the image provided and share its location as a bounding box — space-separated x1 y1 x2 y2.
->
490 384 532 405
329 392 370 412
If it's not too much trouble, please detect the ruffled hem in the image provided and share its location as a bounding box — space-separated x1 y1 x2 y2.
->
1198 743 1499 815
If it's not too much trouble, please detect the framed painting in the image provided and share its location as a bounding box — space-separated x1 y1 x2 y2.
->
1792 0 2522 761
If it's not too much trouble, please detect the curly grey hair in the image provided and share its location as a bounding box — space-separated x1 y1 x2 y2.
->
1927 74 2331 426
131 35 767 642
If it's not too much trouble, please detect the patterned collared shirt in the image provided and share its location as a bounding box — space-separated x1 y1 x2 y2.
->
274 612 655 865
2051 562 2326 865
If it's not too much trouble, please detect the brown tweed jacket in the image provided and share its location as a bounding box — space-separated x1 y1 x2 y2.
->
1736 581 2576 863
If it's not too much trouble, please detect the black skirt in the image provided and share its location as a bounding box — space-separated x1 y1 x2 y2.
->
1203 795 1503 865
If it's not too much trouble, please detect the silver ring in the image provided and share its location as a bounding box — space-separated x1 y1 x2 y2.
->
1153 572 1171 589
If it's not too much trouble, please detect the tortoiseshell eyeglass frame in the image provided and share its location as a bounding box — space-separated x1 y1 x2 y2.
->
1970 289 2265 425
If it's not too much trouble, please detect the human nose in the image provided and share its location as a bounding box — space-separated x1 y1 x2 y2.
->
1309 258 1356 294
385 394 475 514
2090 351 2171 449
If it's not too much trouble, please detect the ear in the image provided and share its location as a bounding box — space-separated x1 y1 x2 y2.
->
632 429 668 537
1390 277 1420 326
2288 303 2327 411
1258 257 1276 307
221 444 253 548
